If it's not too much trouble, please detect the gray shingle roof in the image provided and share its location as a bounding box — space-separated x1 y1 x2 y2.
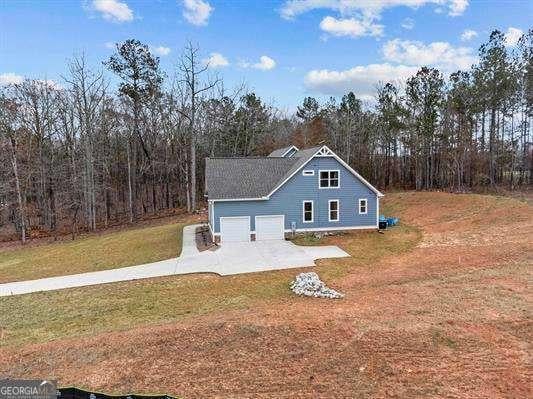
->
205 147 320 200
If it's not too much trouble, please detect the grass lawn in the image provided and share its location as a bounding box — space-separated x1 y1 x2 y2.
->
0 222 420 347
1 192 531 398
0 222 186 284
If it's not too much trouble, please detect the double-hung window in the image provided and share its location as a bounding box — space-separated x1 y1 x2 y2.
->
303 200 313 223
329 200 339 222
319 170 339 188
359 198 368 214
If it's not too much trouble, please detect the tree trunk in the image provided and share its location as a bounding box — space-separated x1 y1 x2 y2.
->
489 107 496 185
190 79 197 212
9 136 26 244
126 137 134 223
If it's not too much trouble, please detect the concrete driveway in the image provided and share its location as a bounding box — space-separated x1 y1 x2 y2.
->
0 224 349 296
176 238 349 275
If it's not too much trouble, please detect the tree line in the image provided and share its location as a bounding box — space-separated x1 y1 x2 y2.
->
0 30 531 243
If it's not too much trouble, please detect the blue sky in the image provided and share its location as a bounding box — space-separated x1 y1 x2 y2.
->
1 0 531 112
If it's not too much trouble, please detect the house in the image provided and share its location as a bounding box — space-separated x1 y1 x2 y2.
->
205 145 384 243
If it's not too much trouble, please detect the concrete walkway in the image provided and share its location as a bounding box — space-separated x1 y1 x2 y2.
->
0 224 349 296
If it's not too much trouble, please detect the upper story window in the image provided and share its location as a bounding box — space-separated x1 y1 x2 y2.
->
359 198 368 214
319 170 339 188
302 170 315 176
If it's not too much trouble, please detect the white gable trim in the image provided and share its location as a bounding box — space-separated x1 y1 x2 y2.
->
266 147 322 197
315 147 334 156
328 147 384 197
266 145 384 198
281 145 299 157
211 197 268 202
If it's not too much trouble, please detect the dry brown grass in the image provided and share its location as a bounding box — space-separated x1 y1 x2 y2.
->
0 219 418 348
0 192 531 399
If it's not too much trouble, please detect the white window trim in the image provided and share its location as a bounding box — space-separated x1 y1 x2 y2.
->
302 169 315 176
266 145 383 199
318 169 340 189
359 198 368 215
328 199 340 222
302 200 314 223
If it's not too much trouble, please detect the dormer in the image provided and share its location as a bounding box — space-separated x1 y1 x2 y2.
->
268 145 299 158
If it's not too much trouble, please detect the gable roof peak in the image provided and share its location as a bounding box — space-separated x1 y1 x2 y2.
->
268 145 299 158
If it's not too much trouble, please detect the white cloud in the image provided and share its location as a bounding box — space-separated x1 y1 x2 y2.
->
401 17 415 30
504 27 523 47
254 56 276 70
319 15 383 38
203 52 229 68
151 46 171 56
305 63 418 97
182 0 213 26
448 0 468 16
240 55 277 71
460 29 477 41
280 0 469 20
0 73 24 86
91 0 133 22
281 1 467 40
104 41 115 49
382 38 476 71
37 79 63 90
0 75 63 89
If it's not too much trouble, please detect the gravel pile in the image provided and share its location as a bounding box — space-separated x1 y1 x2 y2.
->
290 272 344 299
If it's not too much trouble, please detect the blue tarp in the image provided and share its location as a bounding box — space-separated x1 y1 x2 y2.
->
379 215 399 227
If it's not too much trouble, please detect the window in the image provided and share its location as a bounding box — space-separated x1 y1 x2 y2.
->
329 200 339 222
319 170 339 188
302 170 315 176
359 198 368 214
302 200 313 223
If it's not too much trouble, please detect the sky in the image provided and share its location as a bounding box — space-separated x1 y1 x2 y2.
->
0 0 531 112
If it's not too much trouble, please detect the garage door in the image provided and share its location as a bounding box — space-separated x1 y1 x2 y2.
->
220 216 250 242
255 215 285 241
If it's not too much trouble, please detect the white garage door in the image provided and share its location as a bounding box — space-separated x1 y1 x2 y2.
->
220 216 250 242
255 215 285 241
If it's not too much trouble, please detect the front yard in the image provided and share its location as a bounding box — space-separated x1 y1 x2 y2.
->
1 192 531 398
0 220 188 284
0 221 418 347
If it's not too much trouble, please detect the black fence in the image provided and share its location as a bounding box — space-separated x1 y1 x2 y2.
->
58 387 178 399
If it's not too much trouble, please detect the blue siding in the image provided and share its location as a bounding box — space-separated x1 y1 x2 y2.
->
212 156 378 233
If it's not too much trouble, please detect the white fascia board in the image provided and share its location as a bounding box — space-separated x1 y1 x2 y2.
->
266 145 384 199
266 147 322 198
321 145 384 197
210 197 268 202
281 145 299 157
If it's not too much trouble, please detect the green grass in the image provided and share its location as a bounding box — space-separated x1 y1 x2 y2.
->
0 222 186 283
0 220 420 348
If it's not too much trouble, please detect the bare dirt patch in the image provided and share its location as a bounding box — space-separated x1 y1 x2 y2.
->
1 192 531 398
